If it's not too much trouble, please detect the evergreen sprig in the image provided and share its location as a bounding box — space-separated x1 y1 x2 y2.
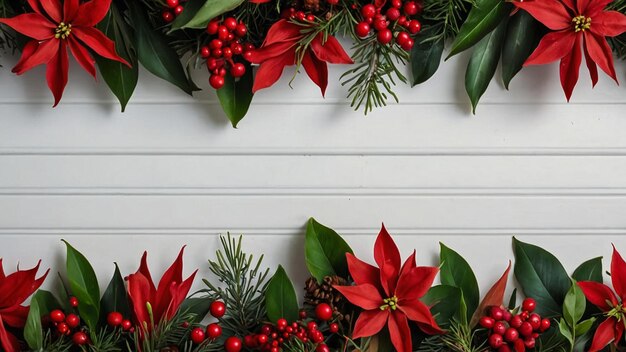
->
419 0 473 44
608 0 626 59
416 320 488 352
84 328 126 352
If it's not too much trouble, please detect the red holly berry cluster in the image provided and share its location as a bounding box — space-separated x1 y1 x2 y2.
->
280 8 317 22
189 301 238 351
45 296 89 346
203 17 252 90
479 298 551 352
106 311 134 332
244 303 338 352
353 0 422 50
162 0 185 23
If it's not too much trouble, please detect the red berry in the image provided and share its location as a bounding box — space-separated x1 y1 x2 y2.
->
296 11 306 21
329 323 339 333
396 31 410 45
502 310 512 322
307 321 318 331
504 328 519 342
498 345 511 352
65 314 80 328
212 48 222 58
209 75 225 89
377 29 392 44
223 47 233 59
57 322 69 335
373 19 388 31
231 43 243 55
403 1 419 15
355 22 371 37
277 318 288 330
510 315 523 328
235 23 247 37
386 7 401 20
522 298 536 313
490 306 505 321
256 334 268 345
207 20 219 34
400 37 414 51
225 336 243 352
121 320 132 331
210 301 226 318
489 334 504 349
493 321 507 336
514 339 526 352
397 15 408 26
217 26 229 41
261 324 273 335
519 321 533 336
540 318 551 332
391 0 402 7
72 331 88 345
206 323 222 339
315 303 333 321
224 17 238 30
528 314 541 330
361 4 377 18
50 310 65 323
166 0 179 8
299 311 307 319
316 344 330 352
244 335 256 348
309 330 324 343
162 10 174 23
200 46 211 58
524 337 536 348
107 312 123 327
479 316 495 329
191 328 205 344
69 296 79 307
407 19 421 34
174 5 184 15
327 0 339 4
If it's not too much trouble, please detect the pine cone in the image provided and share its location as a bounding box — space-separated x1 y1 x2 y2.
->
304 276 351 322
303 0 320 12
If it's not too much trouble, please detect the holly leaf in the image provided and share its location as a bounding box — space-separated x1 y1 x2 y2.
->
465 18 507 114
410 28 444 85
62 240 100 331
96 1 138 112
170 0 245 30
501 10 542 89
470 261 510 327
100 263 131 325
265 265 299 323
305 218 354 283
447 0 512 58
439 243 479 321
572 257 603 283
24 290 59 350
216 65 254 128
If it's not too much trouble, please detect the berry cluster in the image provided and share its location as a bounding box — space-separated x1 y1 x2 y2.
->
162 0 185 23
479 298 551 352
106 311 134 332
45 297 90 346
280 8 318 22
353 0 422 50
188 301 241 352
203 17 252 90
244 303 338 352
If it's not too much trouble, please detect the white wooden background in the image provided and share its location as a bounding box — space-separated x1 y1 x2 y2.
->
1 49 626 295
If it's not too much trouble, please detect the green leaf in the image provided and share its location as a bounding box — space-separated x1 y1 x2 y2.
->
558 318 574 345
171 0 245 30
508 288 518 310
305 218 354 283
439 243 479 320
265 265 299 323
563 282 585 328
169 0 208 31
180 297 214 324
513 237 571 318
95 1 138 112
421 285 462 327
447 0 512 58
100 263 131 325
575 318 595 336
464 18 507 114
216 65 254 128
501 10 541 89
410 28 445 85
572 257 603 283
24 290 59 350
129 1 196 95
62 240 100 331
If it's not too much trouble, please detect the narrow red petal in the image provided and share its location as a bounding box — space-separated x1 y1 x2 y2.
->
251 52 295 93
525 31 576 65
388 312 412 352
0 14 55 40
46 42 69 107
333 283 383 310
592 11 626 37
163 270 197 321
559 34 582 101
310 34 353 64
584 31 617 82
72 0 112 27
589 317 618 352
352 309 389 339
41 0 62 23
126 272 153 331
26 0 45 16
374 224 401 297
301 50 328 96
137 252 157 298
72 27 130 66
0 316 19 352
0 259 5 281
577 0 591 15
64 0 79 22
345 253 381 287
615 321 624 347
585 0 613 17
11 39 58 75
578 281 618 311
153 247 186 321
246 41 296 63
0 261 48 307
68 37 96 78
513 0 571 30
13 41 40 74
263 20 304 45
396 265 438 301
398 299 444 334
583 41 599 86
611 245 626 300
0 305 29 328
560 0 576 11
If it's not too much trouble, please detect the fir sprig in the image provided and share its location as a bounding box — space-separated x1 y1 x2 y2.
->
417 320 488 352
83 328 126 352
419 0 473 44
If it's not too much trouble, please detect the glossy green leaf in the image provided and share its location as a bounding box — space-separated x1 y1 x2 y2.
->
508 288 518 310
410 27 445 85
171 0 245 30
439 243 479 320
216 65 254 128
465 18 507 114
572 257 603 283
563 282 585 328
24 290 59 350
63 240 100 331
447 0 512 58
575 318 595 336
305 218 354 282
169 0 208 31
96 2 138 112
180 297 214 324
130 1 196 95
422 285 461 327
513 237 571 318
265 265 299 323
501 10 541 89
100 264 131 325
558 318 574 345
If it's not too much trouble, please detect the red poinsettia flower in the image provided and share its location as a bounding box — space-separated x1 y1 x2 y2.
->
333 225 442 352
514 0 626 100
126 247 197 332
0 259 49 352
578 246 626 351
246 19 353 96
0 0 130 106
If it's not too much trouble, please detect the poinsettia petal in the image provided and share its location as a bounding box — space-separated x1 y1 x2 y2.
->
11 39 58 75
513 0 571 30
398 298 444 334
525 31 576 65
126 272 153 331
578 281 618 311
251 51 295 93
592 11 626 37
583 41 599 86
374 224 401 297
352 309 389 339
396 265 439 301
262 20 303 45
310 34 353 64
0 14 55 40
46 41 69 107
388 312 412 352
246 41 296 63
615 320 625 347
0 259 5 281
26 0 45 16
163 270 197 321
0 315 19 352
0 305 29 328
559 34 582 101
72 27 130 66
611 245 626 300
68 37 96 78
137 251 157 297
333 283 383 310
72 0 112 27
13 41 40 74
301 50 328 96
64 0 79 22
153 247 186 322
346 253 381 287
40 0 62 23
584 31 617 82
589 317 618 352
585 0 614 18
560 0 576 11
0 261 48 307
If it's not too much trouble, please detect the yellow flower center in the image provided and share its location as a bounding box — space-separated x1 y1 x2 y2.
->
572 15 591 32
380 296 398 311
55 22 72 39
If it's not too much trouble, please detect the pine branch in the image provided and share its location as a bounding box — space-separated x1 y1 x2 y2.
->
84 328 126 352
420 0 473 44
416 320 488 352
